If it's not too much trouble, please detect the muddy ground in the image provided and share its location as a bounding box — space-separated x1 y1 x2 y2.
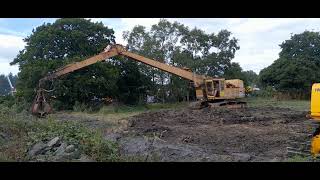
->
54 106 310 162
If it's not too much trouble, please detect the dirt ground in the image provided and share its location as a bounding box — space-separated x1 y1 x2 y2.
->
53 106 311 162
120 106 311 162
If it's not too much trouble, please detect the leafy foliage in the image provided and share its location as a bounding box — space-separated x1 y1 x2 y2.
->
11 18 249 108
259 31 320 98
11 18 117 108
242 70 259 87
0 103 120 162
28 118 119 161
116 57 153 105
123 19 242 102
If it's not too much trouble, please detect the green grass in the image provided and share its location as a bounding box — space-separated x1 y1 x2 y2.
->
1 98 311 162
97 102 188 115
0 101 188 162
286 155 311 162
69 102 188 135
72 102 188 124
27 118 120 161
0 104 120 162
245 97 310 111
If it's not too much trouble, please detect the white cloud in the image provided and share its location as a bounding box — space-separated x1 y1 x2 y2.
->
0 27 27 37
89 18 320 74
0 62 19 75
0 34 25 49
187 18 320 73
90 18 161 45
120 18 160 30
0 34 24 75
230 18 303 34
117 18 160 44
234 48 280 71
4 18 320 76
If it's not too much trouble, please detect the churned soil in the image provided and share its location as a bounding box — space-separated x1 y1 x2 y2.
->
120 106 308 161
53 106 310 162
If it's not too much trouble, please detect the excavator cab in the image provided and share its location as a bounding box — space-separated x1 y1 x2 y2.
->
204 79 224 98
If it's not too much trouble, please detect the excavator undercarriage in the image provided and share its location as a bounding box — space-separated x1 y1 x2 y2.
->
188 99 246 110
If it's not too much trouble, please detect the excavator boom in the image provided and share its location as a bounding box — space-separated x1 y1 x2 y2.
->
38 44 205 86
32 44 245 117
120 50 206 87
38 46 119 85
31 44 212 117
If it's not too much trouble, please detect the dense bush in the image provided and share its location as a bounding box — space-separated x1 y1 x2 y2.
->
27 118 120 161
259 31 320 99
0 104 120 162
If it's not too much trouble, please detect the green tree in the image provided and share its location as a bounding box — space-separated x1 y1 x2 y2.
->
123 25 158 98
259 31 320 98
123 19 240 103
116 57 153 105
242 70 258 87
11 18 118 109
224 62 248 85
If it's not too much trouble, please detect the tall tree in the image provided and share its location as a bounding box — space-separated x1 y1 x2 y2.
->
123 19 240 102
11 18 119 109
224 62 247 85
259 31 320 98
116 57 153 105
242 70 258 87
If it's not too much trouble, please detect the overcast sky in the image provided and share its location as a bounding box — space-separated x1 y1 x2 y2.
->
1 18 320 76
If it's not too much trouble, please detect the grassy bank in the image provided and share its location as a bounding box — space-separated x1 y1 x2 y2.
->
245 97 310 112
0 105 119 162
0 98 311 161
71 101 187 121
73 101 188 114
0 101 188 161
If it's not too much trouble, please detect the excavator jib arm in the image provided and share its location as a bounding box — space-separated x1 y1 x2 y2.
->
31 44 208 117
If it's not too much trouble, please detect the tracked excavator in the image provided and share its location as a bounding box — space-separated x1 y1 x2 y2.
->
287 83 320 160
31 44 246 117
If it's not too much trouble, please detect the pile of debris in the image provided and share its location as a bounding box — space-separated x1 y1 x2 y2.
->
27 136 94 162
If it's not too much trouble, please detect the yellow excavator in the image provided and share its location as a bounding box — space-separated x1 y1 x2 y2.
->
310 83 320 157
287 83 320 160
245 86 253 96
31 44 246 117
